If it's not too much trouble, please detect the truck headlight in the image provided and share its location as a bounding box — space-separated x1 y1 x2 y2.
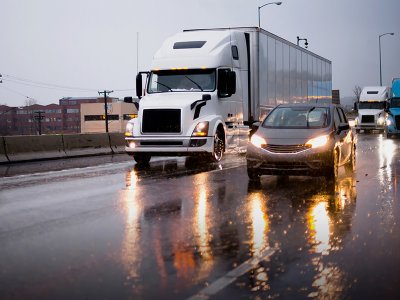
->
306 135 329 149
377 116 385 125
125 122 134 137
250 134 267 148
192 121 209 137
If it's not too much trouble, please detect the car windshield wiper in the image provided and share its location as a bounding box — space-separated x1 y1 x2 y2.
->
306 107 316 128
155 81 172 91
184 76 203 91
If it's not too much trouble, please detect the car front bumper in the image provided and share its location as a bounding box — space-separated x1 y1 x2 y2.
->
246 143 333 176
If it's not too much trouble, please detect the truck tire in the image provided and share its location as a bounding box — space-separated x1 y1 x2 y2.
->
209 129 224 162
247 166 260 181
355 129 360 134
133 153 151 165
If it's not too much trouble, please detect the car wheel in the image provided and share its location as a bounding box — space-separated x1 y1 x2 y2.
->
133 153 151 165
325 150 338 181
345 145 356 172
209 130 224 162
247 166 260 181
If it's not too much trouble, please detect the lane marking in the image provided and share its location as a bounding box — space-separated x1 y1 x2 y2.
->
187 247 276 300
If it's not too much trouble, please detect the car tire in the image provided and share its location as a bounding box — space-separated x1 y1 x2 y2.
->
325 150 338 181
247 166 260 181
345 145 356 172
133 153 151 165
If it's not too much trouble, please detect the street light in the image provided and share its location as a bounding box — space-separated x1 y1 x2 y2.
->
258 1 282 29
379 32 394 86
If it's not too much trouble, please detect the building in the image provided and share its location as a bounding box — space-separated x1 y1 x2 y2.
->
59 97 118 133
80 102 137 133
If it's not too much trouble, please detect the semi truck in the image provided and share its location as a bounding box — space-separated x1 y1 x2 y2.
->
125 27 332 164
354 86 389 133
384 78 400 138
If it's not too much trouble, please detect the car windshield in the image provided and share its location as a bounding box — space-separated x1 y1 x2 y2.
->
358 102 385 109
262 107 330 128
147 69 216 93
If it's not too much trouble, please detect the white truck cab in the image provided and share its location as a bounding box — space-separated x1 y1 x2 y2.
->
355 86 389 133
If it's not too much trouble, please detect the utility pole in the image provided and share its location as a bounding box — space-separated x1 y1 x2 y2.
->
98 90 113 133
34 111 45 135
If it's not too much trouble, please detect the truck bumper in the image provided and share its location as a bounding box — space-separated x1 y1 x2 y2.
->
125 136 214 156
355 124 384 131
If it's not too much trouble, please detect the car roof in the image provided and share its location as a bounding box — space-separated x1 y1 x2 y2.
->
276 103 337 109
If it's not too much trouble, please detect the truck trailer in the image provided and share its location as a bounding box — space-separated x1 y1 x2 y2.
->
125 27 332 164
384 78 400 138
354 86 389 133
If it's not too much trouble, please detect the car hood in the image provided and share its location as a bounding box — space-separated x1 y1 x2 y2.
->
256 127 331 145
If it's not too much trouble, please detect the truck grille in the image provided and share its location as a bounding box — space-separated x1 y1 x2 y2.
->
262 144 311 153
361 115 374 123
395 116 400 129
142 109 181 133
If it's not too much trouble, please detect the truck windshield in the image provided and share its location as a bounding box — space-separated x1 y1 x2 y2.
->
147 69 216 93
262 107 330 128
358 102 385 109
390 98 400 108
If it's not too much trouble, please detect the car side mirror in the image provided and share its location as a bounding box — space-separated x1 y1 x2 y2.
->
338 123 350 132
249 121 261 138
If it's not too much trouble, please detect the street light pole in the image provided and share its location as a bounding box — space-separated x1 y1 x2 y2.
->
379 32 394 86
258 1 282 29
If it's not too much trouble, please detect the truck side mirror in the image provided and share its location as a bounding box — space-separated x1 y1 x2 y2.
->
218 69 236 98
136 74 143 99
353 102 358 111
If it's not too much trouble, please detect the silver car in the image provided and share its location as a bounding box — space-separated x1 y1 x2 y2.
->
246 103 356 181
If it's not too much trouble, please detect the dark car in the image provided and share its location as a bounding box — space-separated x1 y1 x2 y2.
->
246 103 356 181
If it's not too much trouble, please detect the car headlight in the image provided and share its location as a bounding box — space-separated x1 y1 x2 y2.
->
250 134 267 148
306 135 329 148
125 122 134 137
377 116 385 125
192 121 209 137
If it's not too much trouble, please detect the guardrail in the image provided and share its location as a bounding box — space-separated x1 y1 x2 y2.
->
0 133 126 163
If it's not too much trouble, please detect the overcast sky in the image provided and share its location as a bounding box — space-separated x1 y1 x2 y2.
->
1 0 399 107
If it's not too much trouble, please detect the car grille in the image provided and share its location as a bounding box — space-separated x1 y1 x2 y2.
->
260 161 309 169
395 116 400 129
262 144 311 153
142 109 181 133
361 115 375 123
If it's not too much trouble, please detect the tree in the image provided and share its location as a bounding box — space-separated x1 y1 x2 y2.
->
24 98 37 107
353 85 362 103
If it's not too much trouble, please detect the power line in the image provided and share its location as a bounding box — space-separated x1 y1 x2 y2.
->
0 85 39 102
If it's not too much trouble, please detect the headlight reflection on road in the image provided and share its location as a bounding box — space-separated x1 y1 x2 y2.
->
120 169 143 286
308 200 331 256
193 173 214 281
378 136 396 186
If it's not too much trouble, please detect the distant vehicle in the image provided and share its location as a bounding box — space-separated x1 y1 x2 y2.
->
384 78 400 138
354 86 389 133
246 103 356 181
124 27 332 165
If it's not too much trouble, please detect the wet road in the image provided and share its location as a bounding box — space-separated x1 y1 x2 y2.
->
0 134 399 300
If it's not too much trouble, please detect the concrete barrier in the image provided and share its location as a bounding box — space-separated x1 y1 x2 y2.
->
63 133 112 157
4 135 66 162
0 136 9 163
108 132 126 154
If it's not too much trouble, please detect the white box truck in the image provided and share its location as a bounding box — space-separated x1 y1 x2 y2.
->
354 86 389 133
125 27 332 164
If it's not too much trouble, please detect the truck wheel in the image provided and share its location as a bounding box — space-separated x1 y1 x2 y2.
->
210 130 224 162
325 150 338 182
355 129 360 134
133 153 151 165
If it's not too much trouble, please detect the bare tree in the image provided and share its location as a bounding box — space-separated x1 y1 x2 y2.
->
353 85 362 103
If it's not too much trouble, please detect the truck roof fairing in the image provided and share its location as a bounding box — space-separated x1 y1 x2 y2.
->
359 86 390 102
151 30 237 70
